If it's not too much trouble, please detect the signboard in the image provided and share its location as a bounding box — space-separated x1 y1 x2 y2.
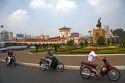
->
16 34 25 38
71 33 79 37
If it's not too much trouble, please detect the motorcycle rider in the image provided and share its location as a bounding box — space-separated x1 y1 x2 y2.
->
44 48 53 66
88 46 102 76
7 49 14 64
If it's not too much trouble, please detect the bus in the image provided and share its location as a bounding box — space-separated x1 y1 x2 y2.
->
0 42 27 52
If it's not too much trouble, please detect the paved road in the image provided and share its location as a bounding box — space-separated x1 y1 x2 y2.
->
0 62 125 83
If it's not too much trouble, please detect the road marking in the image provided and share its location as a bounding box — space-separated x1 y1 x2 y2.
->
0 59 125 70
56 54 125 57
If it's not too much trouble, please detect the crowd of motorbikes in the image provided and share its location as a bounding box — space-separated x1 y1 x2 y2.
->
2 51 121 81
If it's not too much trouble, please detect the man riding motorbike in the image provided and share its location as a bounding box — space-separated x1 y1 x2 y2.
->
44 48 53 66
88 46 102 76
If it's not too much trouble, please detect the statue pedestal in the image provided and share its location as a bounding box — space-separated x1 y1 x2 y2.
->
92 28 105 44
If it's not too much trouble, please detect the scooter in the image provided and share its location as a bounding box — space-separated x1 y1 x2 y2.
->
80 57 120 81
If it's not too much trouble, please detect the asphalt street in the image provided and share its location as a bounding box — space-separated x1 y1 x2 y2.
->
0 62 125 83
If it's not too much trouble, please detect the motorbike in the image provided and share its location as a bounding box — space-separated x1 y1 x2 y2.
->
5 55 16 67
39 56 64 72
80 57 120 81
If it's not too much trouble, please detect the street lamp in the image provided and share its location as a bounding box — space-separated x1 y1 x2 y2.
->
0 25 4 42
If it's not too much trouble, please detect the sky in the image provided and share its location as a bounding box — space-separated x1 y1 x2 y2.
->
0 0 125 37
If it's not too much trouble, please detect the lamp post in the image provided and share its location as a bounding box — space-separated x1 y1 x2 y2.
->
0 25 4 42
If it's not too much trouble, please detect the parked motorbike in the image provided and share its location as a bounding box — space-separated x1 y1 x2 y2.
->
80 57 120 81
39 56 64 72
5 55 16 67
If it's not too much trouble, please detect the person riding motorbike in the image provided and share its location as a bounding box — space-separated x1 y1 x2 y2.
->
7 49 14 64
88 46 102 76
44 48 53 66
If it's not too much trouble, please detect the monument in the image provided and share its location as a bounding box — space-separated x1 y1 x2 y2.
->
96 18 102 29
92 18 105 44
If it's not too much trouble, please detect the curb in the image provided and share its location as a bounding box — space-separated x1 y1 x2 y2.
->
0 59 125 70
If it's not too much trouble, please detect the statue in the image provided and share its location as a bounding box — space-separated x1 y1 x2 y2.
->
96 18 101 29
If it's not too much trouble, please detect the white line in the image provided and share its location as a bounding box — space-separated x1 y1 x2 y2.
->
64 65 125 70
56 54 125 57
0 59 125 70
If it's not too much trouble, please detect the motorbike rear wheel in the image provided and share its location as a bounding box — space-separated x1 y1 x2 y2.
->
107 68 120 81
80 67 91 79
56 63 64 72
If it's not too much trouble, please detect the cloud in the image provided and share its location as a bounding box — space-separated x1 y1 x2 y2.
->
5 9 29 31
30 0 53 9
30 0 77 13
55 0 77 13
0 9 30 35
86 0 121 14
8 9 29 23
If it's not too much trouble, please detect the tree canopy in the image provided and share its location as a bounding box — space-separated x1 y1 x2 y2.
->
113 28 125 38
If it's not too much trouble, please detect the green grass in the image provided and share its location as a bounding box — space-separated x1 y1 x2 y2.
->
29 46 125 54
97 47 125 54
29 48 46 53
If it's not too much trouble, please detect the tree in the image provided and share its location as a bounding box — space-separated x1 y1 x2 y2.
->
96 36 105 45
113 28 125 39
34 44 39 52
85 40 88 46
79 42 84 47
67 40 74 46
119 38 125 47
106 38 110 45
111 38 115 44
